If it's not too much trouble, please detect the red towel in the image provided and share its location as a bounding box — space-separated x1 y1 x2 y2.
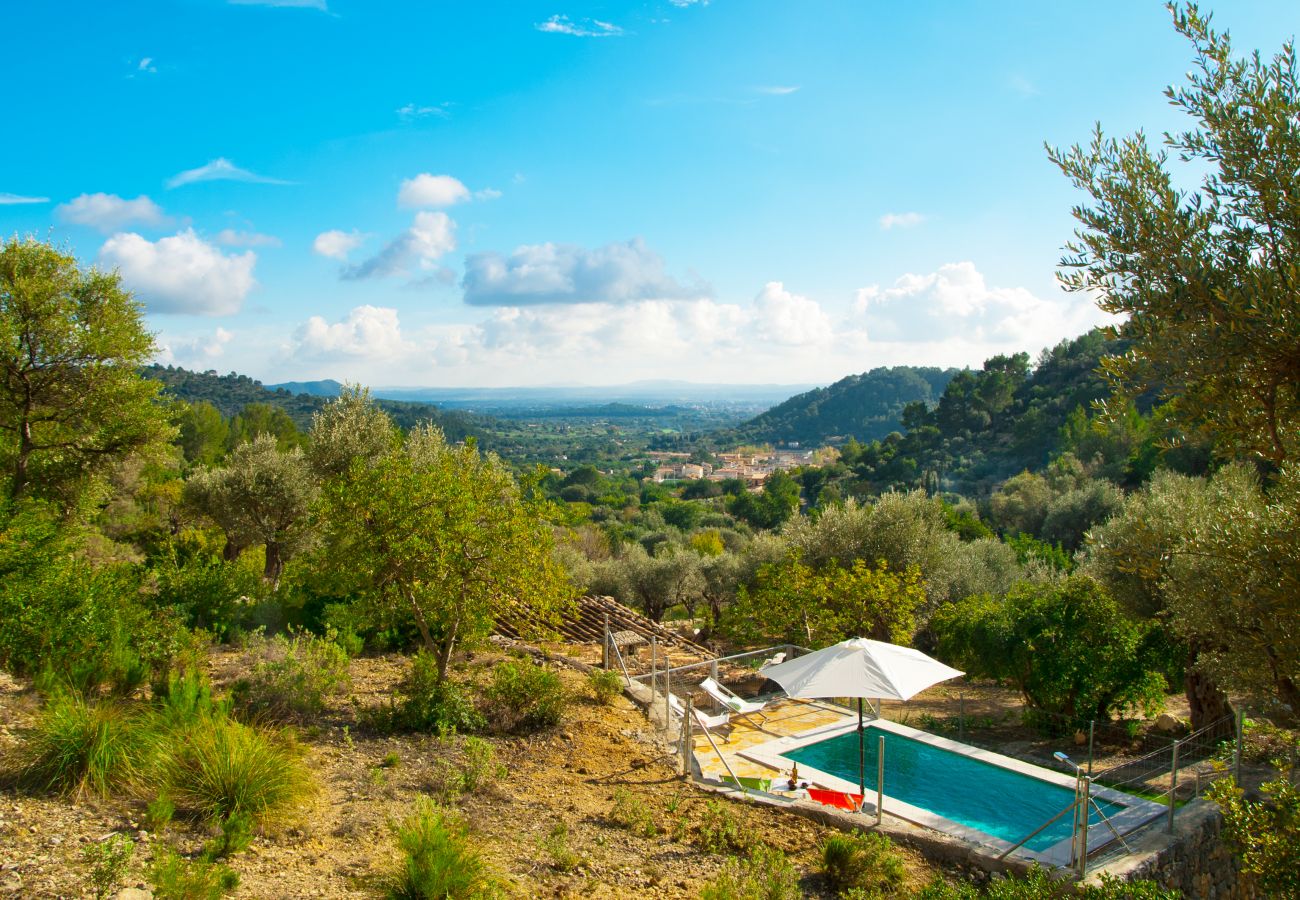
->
807 788 864 811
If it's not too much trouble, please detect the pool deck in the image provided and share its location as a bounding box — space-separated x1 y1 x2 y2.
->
684 695 1166 869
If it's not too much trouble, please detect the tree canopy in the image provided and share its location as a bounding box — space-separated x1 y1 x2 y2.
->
0 239 172 507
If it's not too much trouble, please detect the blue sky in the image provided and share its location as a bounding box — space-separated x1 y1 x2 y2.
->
2 0 1296 387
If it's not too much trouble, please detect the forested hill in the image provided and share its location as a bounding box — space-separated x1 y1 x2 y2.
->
142 365 488 440
718 366 959 446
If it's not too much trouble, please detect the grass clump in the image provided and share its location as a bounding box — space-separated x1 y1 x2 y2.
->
820 831 906 896
610 787 657 838
231 631 350 724
149 847 239 900
695 799 755 855
540 820 585 872
160 714 314 830
700 845 801 900
481 659 566 734
383 797 498 899
15 691 153 798
587 669 623 706
82 833 135 899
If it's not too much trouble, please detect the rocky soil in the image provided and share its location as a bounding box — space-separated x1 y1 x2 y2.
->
0 649 947 899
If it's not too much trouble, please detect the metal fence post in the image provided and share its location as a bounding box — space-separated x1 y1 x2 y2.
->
1078 776 1091 879
1234 707 1244 785
1167 739 1180 834
603 612 610 669
958 692 965 742
649 638 658 722
1087 720 1095 777
682 694 693 777
664 664 672 733
710 659 719 680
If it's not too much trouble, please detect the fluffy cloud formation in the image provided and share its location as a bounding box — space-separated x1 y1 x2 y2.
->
879 211 926 230
155 327 234 366
343 212 455 280
166 158 291 189
0 192 49 205
751 282 834 346
535 15 622 37
216 229 281 248
854 261 1110 349
398 174 470 208
462 238 707 307
56 193 168 233
313 229 365 260
98 229 256 316
291 306 411 360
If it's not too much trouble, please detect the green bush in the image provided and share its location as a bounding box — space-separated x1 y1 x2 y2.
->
587 669 623 705
232 632 350 724
82 833 135 899
15 692 154 798
610 787 657 838
915 866 1179 899
459 736 504 792
480 659 566 734
820 831 905 896
160 715 314 828
1209 774 1300 899
700 845 801 900
380 653 485 734
149 847 239 900
383 797 498 899
152 551 263 642
695 799 754 855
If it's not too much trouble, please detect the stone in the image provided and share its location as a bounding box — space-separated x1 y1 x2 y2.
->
1153 713 1182 733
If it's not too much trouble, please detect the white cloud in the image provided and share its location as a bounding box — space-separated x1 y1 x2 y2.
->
535 15 623 37
98 229 256 316
1007 74 1041 97
668 0 709 6
397 102 451 121
853 261 1111 348
166 158 292 189
56 193 169 233
155 327 234 366
756 85 799 95
462 238 707 307
292 306 412 360
0 192 49 205
879 211 926 230
228 0 327 9
343 212 455 280
216 228 281 248
751 282 834 346
313 229 365 260
398 174 470 208
474 187 502 201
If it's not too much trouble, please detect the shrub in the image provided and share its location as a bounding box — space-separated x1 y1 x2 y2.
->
149 847 239 900
1209 774 1300 899
914 867 1179 899
381 653 485 735
15 692 154 798
540 821 584 872
383 797 497 900
459 736 504 792
587 669 623 706
152 551 263 642
700 846 801 900
146 793 176 833
202 811 254 860
609 787 657 838
480 659 567 734
695 799 754 855
232 631 350 724
160 715 314 828
82 834 135 900
820 831 906 896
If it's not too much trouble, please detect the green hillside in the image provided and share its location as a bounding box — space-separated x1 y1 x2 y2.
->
718 366 959 446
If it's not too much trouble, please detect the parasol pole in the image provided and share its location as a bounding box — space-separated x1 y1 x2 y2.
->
858 697 866 802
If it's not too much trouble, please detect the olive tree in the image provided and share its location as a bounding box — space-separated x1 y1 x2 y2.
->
0 239 172 507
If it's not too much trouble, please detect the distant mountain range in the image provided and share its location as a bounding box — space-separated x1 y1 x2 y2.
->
265 378 820 412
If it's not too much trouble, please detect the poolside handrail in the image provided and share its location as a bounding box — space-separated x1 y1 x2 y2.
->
630 644 810 682
995 798 1082 861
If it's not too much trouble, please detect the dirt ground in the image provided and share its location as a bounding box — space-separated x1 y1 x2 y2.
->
0 647 961 899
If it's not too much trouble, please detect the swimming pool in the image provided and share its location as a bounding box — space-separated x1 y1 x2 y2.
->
741 717 1165 865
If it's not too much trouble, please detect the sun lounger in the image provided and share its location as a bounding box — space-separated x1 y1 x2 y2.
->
807 788 865 812
722 775 772 792
668 693 732 739
699 676 769 725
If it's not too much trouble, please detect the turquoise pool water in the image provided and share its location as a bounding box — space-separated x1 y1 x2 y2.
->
785 726 1126 851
